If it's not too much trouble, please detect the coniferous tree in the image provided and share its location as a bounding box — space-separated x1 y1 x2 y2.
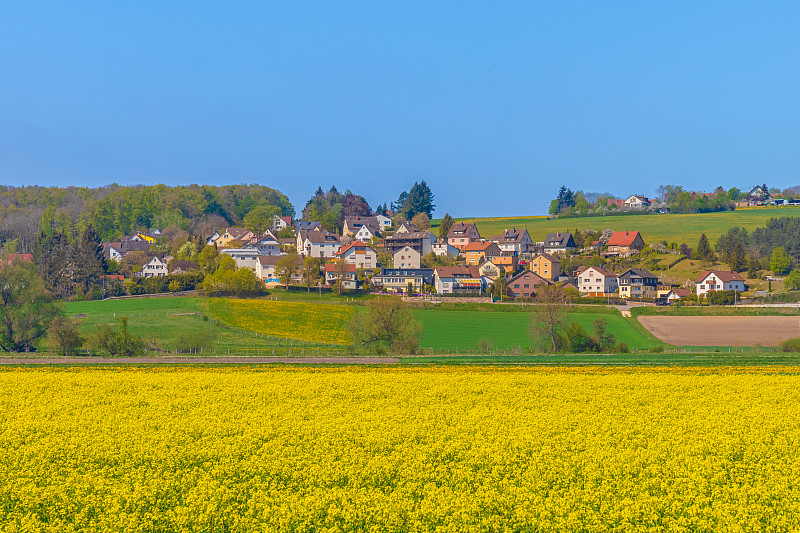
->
71 224 106 297
438 213 454 240
694 233 713 261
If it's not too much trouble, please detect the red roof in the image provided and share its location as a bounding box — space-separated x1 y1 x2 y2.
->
334 241 371 256
324 262 356 273
607 231 641 247
695 270 746 283
434 266 481 279
463 241 497 252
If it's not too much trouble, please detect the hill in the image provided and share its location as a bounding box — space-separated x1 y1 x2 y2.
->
433 206 800 245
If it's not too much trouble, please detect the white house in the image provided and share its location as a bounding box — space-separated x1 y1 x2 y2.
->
375 214 392 231
433 266 485 294
334 241 377 269
496 228 534 255
393 245 421 269
221 248 261 270
296 230 341 258
431 242 460 257
137 256 168 278
577 266 619 297
354 224 380 242
623 195 651 209
244 231 281 256
695 270 746 297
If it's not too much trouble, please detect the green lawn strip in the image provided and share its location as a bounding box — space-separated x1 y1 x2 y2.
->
432 207 800 245
631 306 800 317
399 353 800 366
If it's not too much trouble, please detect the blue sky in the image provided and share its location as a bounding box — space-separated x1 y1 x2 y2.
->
2 2 799 217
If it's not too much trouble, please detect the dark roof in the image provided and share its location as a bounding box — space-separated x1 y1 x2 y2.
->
619 268 658 279
544 232 574 247
295 221 321 231
386 231 435 241
499 228 529 244
303 231 340 244
447 222 479 238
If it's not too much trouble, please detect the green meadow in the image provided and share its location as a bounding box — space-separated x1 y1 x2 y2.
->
433 206 800 244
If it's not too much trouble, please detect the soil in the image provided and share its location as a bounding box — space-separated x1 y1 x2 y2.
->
638 316 800 346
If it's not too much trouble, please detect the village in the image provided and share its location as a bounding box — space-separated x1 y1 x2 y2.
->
101 198 750 305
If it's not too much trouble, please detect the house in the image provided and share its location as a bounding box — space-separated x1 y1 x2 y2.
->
384 230 437 256
623 195 651 209
493 253 520 274
256 255 302 286
577 266 619 297
506 270 549 299
354 223 381 242
295 221 321 232
433 266 485 294
137 256 168 278
463 241 502 266
661 288 691 304
372 268 433 293
131 233 157 244
446 222 482 250
478 260 503 280
618 268 659 299
606 231 646 256
215 228 255 247
243 231 281 256
221 248 261 270
296 230 341 258
375 214 392 231
205 231 220 246
695 270 746 297
324 262 358 290
343 216 382 237
431 242 460 257
103 239 151 261
272 215 293 232
496 228 533 255
529 253 561 282
394 222 418 234
393 245 421 269
542 232 576 255
334 241 377 269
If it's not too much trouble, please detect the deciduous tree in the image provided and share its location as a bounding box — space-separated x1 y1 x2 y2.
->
350 296 422 353
0 260 59 352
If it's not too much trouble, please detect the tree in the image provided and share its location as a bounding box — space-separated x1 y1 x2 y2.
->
770 247 791 274
242 205 281 235
530 285 569 352
90 316 145 357
72 224 106 297
47 316 85 356
438 213 454 240
411 212 431 230
302 256 320 292
350 296 422 353
694 233 713 261
785 270 800 290
393 181 436 219
492 277 508 300
276 253 301 289
0 260 60 352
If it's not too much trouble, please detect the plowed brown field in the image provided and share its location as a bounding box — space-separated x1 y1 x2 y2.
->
638 316 800 346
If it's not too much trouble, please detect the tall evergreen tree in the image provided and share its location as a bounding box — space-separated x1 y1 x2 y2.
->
71 224 106 296
694 233 713 261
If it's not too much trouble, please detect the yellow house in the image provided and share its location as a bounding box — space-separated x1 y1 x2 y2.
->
529 253 561 281
463 241 501 266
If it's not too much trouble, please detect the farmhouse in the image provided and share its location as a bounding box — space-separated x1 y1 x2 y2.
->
696 270 746 297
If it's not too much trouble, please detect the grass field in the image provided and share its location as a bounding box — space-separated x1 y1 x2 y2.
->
415 306 664 352
433 206 800 244
4 366 800 531
63 297 350 356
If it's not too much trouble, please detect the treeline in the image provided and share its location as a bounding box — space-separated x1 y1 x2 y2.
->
0 184 295 251
715 217 800 274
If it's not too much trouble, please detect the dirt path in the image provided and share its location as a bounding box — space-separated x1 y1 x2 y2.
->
638 316 800 346
0 356 399 365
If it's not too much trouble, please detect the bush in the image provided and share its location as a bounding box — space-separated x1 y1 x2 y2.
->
170 330 217 353
616 342 630 353
47 316 85 356
89 317 145 357
706 290 737 306
780 337 800 353
477 338 494 353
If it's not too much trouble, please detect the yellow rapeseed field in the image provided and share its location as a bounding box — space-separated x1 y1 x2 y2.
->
2 366 800 532
206 298 355 344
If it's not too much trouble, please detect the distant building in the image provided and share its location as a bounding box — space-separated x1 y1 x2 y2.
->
696 270 746 297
